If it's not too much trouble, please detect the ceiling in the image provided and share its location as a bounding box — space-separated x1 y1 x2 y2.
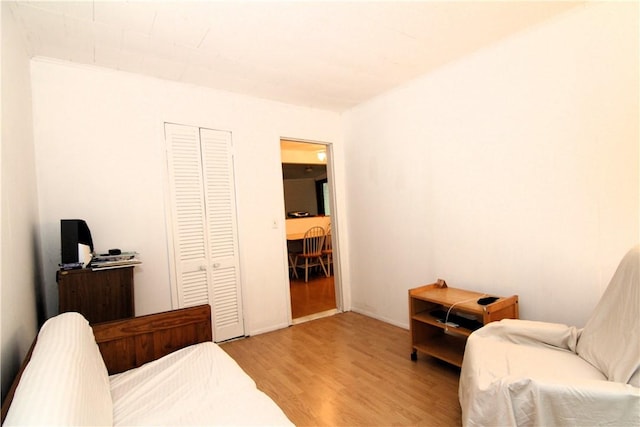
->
8 1 582 112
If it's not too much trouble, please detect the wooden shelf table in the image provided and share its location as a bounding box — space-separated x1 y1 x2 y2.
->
409 279 518 367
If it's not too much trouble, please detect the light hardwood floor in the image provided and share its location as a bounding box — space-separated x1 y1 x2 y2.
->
290 274 336 319
220 312 462 426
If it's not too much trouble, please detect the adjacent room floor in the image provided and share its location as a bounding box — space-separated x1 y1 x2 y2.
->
289 272 336 319
221 311 462 426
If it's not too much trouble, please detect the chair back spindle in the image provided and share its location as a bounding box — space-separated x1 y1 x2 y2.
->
294 226 328 282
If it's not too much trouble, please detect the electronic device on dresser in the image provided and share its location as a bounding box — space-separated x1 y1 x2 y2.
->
60 219 94 267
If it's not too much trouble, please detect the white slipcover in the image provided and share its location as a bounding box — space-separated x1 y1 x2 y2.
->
4 313 113 426
4 313 293 426
459 246 640 426
110 341 294 426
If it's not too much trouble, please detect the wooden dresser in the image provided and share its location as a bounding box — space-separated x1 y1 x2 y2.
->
57 267 135 324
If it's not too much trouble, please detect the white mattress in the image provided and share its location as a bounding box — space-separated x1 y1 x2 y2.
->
110 342 294 426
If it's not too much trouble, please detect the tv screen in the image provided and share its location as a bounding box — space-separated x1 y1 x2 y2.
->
61 219 94 266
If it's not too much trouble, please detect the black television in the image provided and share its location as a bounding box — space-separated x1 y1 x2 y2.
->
61 219 94 266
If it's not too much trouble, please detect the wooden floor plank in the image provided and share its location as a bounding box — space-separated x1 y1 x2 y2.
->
221 312 462 426
290 273 336 319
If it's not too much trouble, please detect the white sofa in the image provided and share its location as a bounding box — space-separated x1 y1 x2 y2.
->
459 246 640 426
3 306 293 426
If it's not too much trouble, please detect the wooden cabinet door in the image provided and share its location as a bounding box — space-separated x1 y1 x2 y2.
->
58 268 134 323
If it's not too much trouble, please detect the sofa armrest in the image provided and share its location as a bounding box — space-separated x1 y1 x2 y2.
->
472 318 581 351
0 340 36 424
3 313 113 426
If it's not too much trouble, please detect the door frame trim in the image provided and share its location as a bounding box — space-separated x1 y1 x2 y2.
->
280 137 344 322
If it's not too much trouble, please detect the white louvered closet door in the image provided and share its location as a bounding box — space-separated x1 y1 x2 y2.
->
165 123 245 342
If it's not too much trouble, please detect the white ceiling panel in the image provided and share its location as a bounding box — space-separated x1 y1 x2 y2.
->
93 43 120 70
8 1 583 112
139 54 185 81
116 47 145 74
93 1 155 33
151 4 210 48
92 20 122 46
28 1 94 21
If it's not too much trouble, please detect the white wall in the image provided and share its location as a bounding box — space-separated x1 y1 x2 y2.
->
29 59 345 336
343 2 639 328
0 2 41 399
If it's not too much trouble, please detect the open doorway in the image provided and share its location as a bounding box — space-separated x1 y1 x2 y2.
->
280 139 340 322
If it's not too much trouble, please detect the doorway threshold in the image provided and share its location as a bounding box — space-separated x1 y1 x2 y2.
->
292 308 339 325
